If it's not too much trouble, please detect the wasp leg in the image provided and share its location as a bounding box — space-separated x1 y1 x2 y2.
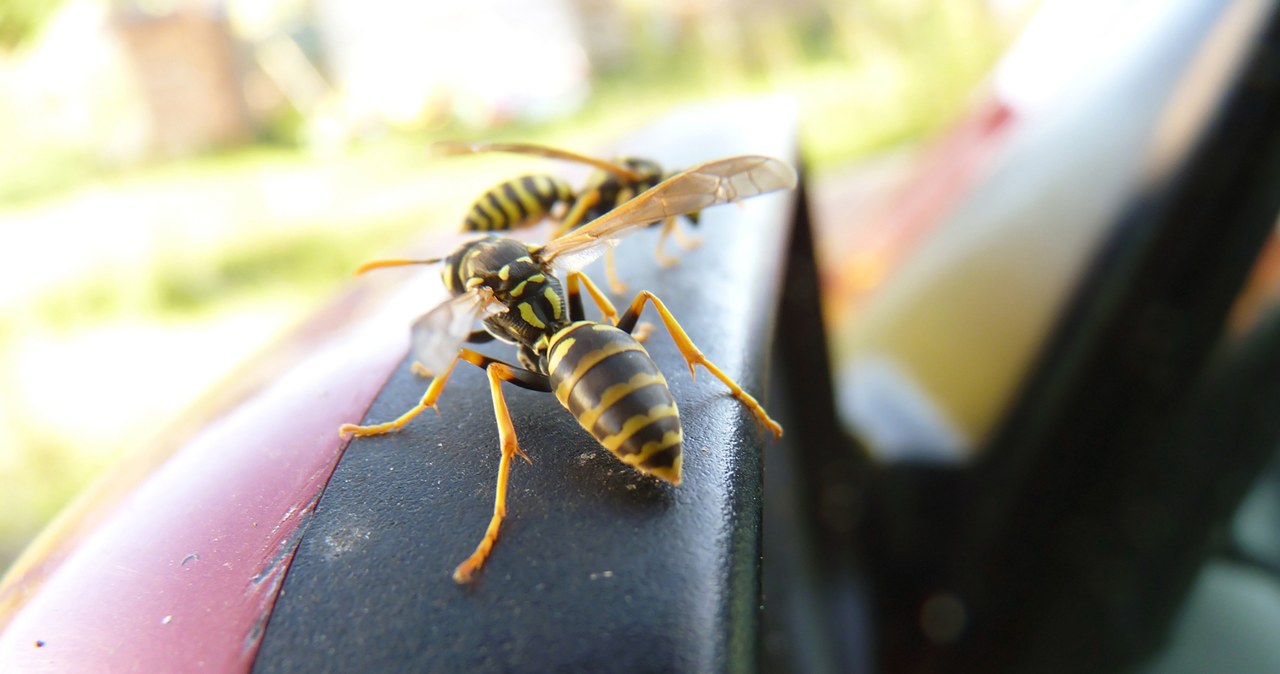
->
453 360 552 584
340 355 462 438
551 189 601 239
341 345 550 438
339 345 551 581
604 247 629 294
566 271 618 323
653 217 702 268
670 217 702 251
653 217 682 268
631 322 655 343
616 291 783 438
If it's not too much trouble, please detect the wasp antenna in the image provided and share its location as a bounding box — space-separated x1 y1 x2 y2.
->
355 258 444 275
430 141 481 157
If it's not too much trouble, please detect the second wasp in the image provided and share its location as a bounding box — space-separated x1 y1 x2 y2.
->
436 141 723 292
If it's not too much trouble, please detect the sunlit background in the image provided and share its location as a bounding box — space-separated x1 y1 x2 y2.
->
0 0 1031 570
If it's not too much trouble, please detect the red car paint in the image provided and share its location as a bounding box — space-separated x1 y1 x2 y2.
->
0 272 443 672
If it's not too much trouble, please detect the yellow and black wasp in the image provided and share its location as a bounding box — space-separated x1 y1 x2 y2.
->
340 154 797 583
435 141 712 292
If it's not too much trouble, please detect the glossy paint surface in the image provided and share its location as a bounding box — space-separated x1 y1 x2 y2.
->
0 272 442 672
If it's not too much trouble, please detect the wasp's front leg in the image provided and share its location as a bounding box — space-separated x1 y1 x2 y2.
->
451 360 550 583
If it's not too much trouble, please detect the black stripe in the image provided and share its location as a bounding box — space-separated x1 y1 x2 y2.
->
553 178 574 203
485 191 510 229
560 349 654 413
587 382 673 440
639 444 681 470
501 180 530 222
520 175 548 206
549 325 622 382
616 416 681 457
467 199 493 230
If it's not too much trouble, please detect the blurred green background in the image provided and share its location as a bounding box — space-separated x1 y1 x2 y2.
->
0 0 1028 571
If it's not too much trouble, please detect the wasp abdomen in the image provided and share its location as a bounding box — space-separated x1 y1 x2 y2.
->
464 175 575 232
546 322 683 484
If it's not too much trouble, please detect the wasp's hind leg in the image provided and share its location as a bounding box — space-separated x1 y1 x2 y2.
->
604 248 629 295
550 190 600 239
565 271 618 323
565 270 657 340
669 216 702 251
653 216 702 268
652 217 689 268
617 291 782 438
451 358 552 584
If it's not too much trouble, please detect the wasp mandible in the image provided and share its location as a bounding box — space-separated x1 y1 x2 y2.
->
435 141 720 293
340 154 797 583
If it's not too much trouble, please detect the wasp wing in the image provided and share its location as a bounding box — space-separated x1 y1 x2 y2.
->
410 288 507 375
538 155 797 272
432 141 645 182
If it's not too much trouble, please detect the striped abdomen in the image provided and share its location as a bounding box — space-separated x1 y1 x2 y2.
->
545 322 683 484
464 175 575 232
575 163 664 224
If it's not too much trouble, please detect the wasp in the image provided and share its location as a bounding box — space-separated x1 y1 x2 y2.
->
436 141 710 292
340 154 797 583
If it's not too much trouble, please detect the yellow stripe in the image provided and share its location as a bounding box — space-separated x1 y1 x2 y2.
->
556 177 574 201
510 179 543 216
634 450 682 484
621 430 683 467
545 322 590 374
462 247 486 278
510 273 545 298
534 176 561 200
475 194 504 228
547 337 576 375
576 371 667 430
545 287 562 320
554 340 647 401
492 190 521 224
584 171 608 189
443 264 457 293
601 404 679 452
518 302 545 329
498 265 510 281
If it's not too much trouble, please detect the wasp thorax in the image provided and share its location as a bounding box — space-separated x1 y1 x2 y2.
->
618 156 663 180
444 237 567 350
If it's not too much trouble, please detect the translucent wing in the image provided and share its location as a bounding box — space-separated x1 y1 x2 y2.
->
410 288 506 374
538 155 797 271
432 141 645 181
